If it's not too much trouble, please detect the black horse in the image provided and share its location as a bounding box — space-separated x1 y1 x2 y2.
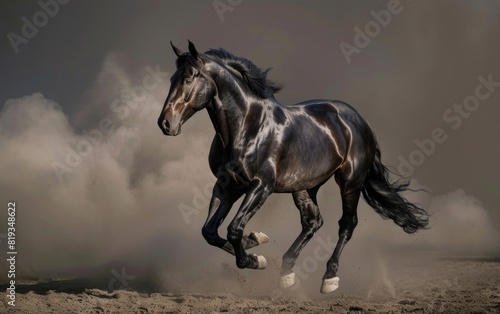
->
158 41 429 293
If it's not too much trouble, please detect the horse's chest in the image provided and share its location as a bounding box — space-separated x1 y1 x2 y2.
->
222 141 275 182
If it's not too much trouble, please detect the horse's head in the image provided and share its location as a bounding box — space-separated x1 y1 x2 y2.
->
158 41 215 136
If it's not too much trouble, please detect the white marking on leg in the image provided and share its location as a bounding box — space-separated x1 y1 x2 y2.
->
253 254 267 269
320 276 340 294
250 231 270 244
279 272 296 289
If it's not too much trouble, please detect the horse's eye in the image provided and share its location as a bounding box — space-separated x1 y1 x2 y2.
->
184 77 193 84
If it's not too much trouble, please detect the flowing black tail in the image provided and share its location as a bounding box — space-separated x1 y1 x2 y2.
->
362 145 429 234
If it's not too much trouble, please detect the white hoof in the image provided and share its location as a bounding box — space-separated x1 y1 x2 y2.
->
320 277 340 294
250 231 269 244
279 272 295 289
253 254 267 269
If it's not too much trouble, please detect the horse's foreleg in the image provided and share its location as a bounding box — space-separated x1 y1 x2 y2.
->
280 189 323 289
202 183 269 255
227 178 272 269
202 183 242 253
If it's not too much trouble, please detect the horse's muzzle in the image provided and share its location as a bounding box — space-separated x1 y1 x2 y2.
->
158 117 181 136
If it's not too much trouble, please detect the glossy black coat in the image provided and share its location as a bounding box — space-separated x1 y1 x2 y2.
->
158 41 429 293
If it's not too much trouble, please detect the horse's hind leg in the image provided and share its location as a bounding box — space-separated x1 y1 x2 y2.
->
280 189 324 289
321 171 363 293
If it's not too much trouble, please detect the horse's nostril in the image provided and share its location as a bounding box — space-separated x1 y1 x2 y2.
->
162 119 170 133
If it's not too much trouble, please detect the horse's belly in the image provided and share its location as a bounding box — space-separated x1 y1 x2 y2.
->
274 151 343 192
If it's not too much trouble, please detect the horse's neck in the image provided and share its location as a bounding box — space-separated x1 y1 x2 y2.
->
207 94 248 149
206 68 255 148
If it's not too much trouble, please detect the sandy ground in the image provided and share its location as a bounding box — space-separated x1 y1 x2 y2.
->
1 258 499 314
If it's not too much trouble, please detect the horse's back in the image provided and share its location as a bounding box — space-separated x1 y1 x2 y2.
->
273 99 376 191
298 99 377 174
290 99 367 123
288 99 374 143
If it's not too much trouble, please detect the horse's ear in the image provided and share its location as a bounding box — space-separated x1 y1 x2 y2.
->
170 41 183 58
188 40 199 60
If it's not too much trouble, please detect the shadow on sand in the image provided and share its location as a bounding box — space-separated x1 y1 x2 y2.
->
0 277 157 295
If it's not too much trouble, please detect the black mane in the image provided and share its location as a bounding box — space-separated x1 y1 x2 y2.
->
205 48 282 99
